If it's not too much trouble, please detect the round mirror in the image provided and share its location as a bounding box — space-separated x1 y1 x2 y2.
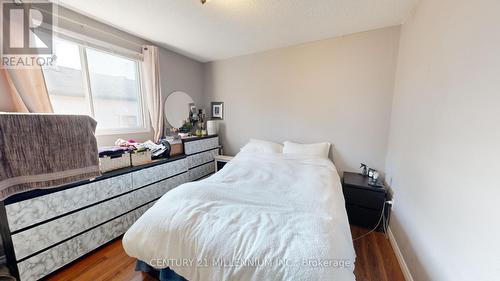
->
164 91 194 128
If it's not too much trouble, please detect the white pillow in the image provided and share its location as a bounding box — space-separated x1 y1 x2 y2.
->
240 139 283 154
282 141 331 159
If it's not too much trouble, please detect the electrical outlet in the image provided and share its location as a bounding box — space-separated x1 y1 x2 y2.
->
385 175 395 210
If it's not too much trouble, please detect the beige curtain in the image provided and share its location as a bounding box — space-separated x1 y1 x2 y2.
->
0 0 53 113
142 45 164 142
0 68 53 113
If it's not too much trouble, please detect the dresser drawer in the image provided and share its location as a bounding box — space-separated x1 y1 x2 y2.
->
11 172 187 260
184 137 219 155
168 172 189 190
6 174 133 232
159 158 188 178
343 186 386 210
187 148 219 169
132 164 162 188
132 158 188 188
17 202 155 281
188 162 215 181
345 204 383 230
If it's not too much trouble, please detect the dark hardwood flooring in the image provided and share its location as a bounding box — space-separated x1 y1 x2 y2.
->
351 226 405 281
48 226 404 281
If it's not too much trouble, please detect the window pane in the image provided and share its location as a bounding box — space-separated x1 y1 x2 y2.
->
43 39 89 115
86 48 143 130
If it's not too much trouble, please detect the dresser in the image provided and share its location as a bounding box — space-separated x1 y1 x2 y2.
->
183 135 220 181
0 135 219 281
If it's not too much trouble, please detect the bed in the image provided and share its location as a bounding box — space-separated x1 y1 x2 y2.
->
123 151 356 281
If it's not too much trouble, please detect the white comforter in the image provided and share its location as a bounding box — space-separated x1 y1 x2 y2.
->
123 153 356 281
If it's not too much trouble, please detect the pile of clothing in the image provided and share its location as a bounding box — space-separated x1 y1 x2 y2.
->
98 139 147 157
98 139 153 172
115 138 149 152
98 139 169 160
98 146 131 158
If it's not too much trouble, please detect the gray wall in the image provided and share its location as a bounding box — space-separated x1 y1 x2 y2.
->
159 47 205 131
203 26 400 173
385 0 500 280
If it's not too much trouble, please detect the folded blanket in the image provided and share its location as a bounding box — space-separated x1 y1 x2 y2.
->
0 113 101 201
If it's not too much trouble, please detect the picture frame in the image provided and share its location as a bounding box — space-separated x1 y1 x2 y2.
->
211 102 224 120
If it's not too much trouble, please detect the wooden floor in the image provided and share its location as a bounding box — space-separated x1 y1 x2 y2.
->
350 226 405 281
48 226 404 281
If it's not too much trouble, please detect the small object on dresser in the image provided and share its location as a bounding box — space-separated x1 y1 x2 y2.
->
367 177 384 187
157 139 172 158
169 140 184 156
142 140 170 159
179 119 193 133
368 168 375 178
207 120 218 135
366 169 384 187
360 163 368 176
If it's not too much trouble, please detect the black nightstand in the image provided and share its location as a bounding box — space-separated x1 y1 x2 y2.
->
342 172 390 232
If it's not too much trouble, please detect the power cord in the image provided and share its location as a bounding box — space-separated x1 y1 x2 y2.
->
382 200 392 239
352 201 392 241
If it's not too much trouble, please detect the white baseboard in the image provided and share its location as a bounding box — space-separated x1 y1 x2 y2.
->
387 227 414 281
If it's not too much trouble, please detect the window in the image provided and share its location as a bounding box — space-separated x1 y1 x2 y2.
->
43 37 147 133
43 39 88 115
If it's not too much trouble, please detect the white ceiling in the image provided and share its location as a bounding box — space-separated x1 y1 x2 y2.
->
56 0 418 62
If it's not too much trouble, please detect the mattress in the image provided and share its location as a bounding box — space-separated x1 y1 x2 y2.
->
123 152 356 281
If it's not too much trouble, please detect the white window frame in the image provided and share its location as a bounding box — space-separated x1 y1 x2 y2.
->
47 35 150 136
